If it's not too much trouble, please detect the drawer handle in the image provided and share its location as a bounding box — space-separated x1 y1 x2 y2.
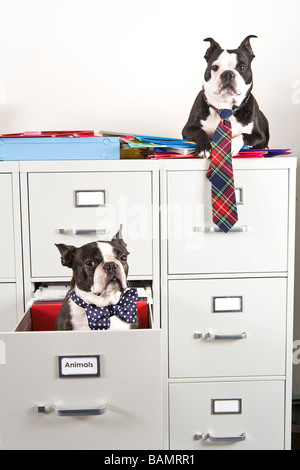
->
194 433 246 443
194 333 203 339
207 432 246 443
206 225 248 233
58 229 109 236
55 405 106 417
195 333 247 340
206 332 247 341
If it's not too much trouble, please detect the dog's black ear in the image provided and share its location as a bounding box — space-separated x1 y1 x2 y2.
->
111 224 129 254
55 243 76 268
203 37 222 62
239 35 257 59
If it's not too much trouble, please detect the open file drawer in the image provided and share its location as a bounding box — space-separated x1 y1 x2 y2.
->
0 304 162 450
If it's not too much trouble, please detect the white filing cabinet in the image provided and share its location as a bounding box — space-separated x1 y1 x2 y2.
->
0 157 297 450
0 163 23 331
0 160 162 450
160 157 296 450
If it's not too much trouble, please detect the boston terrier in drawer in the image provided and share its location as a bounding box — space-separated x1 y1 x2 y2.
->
54 226 140 331
182 35 269 157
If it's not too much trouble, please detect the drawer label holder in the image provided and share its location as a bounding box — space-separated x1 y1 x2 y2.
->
75 190 106 207
58 355 100 378
211 398 242 415
213 296 243 313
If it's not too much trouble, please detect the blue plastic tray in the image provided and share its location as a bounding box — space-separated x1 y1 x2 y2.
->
0 137 120 161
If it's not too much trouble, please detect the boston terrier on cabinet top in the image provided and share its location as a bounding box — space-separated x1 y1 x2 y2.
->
182 35 269 158
54 226 140 331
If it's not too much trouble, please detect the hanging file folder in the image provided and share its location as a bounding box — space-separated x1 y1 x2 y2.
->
0 137 120 161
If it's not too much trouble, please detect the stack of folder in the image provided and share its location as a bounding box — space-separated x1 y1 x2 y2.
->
0 130 120 161
234 148 291 158
0 129 291 160
120 135 197 159
0 130 96 138
101 131 196 159
101 131 291 159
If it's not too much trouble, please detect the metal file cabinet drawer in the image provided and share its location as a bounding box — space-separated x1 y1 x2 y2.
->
0 315 162 450
0 174 15 279
167 169 289 274
168 278 286 378
0 284 18 332
27 171 153 278
169 381 285 450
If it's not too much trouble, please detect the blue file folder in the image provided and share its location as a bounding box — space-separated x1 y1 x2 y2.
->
0 137 120 161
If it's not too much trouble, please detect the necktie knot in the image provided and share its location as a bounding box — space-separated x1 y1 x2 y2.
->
218 108 232 119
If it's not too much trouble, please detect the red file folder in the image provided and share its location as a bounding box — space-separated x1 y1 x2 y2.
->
31 301 150 331
0 130 95 138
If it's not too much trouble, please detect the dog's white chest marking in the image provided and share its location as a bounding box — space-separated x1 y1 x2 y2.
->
200 109 254 155
201 109 253 140
200 111 220 139
109 315 132 330
69 299 90 330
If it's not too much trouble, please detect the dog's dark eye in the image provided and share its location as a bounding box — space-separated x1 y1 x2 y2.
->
120 255 127 262
211 65 219 72
237 64 246 72
85 259 96 267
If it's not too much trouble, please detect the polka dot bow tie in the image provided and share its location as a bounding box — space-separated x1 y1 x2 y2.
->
69 287 138 330
203 94 245 233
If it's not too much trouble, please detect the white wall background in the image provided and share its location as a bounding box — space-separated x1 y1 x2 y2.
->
1 0 300 389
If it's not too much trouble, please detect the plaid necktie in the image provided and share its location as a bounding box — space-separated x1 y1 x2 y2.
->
206 106 238 233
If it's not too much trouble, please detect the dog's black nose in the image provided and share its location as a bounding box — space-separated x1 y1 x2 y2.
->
221 70 235 82
104 262 117 274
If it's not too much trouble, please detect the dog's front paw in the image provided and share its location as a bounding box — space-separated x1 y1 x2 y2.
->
198 149 211 159
195 141 211 159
